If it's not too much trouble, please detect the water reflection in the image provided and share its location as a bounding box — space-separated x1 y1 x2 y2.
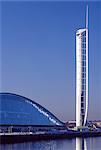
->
1 137 101 150
76 138 87 150
1 139 71 150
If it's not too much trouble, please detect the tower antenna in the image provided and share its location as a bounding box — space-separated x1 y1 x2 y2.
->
86 5 88 29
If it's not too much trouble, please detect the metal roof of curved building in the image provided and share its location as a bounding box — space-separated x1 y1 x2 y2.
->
0 93 63 126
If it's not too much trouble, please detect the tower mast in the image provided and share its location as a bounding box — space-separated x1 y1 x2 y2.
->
86 5 88 29
84 5 89 126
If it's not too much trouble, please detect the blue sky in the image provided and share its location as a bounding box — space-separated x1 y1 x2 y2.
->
1 1 101 122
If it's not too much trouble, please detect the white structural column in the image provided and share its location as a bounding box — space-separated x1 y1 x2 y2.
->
76 31 82 127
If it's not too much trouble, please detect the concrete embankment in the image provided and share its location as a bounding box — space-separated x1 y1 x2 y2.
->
0 131 101 144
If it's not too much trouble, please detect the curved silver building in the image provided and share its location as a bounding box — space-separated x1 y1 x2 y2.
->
76 6 88 127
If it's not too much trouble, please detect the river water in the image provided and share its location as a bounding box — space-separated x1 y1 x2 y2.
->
1 137 101 150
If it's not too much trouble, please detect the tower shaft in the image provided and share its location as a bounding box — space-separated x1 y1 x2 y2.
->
76 6 88 127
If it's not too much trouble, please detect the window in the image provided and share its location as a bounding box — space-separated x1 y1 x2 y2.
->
81 103 84 107
82 43 86 49
82 55 86 60
82 84 86 90
81 96 84 102
81 108 84 113
82 73 86 78
82 49 86 54
81 91 86 97
82 61 86 66
82 67 86 72
82 79 86 84
82 37 86 43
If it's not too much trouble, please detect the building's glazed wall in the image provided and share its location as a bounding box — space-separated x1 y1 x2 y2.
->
81 30 86 125
0 93 63 126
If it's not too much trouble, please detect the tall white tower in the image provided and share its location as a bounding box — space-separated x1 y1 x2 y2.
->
76 6 88 127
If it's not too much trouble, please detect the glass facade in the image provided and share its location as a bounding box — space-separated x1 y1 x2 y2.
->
81 31 86 125
0 93 63 126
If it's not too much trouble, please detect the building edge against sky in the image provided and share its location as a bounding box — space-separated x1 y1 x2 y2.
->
76 6 89 128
